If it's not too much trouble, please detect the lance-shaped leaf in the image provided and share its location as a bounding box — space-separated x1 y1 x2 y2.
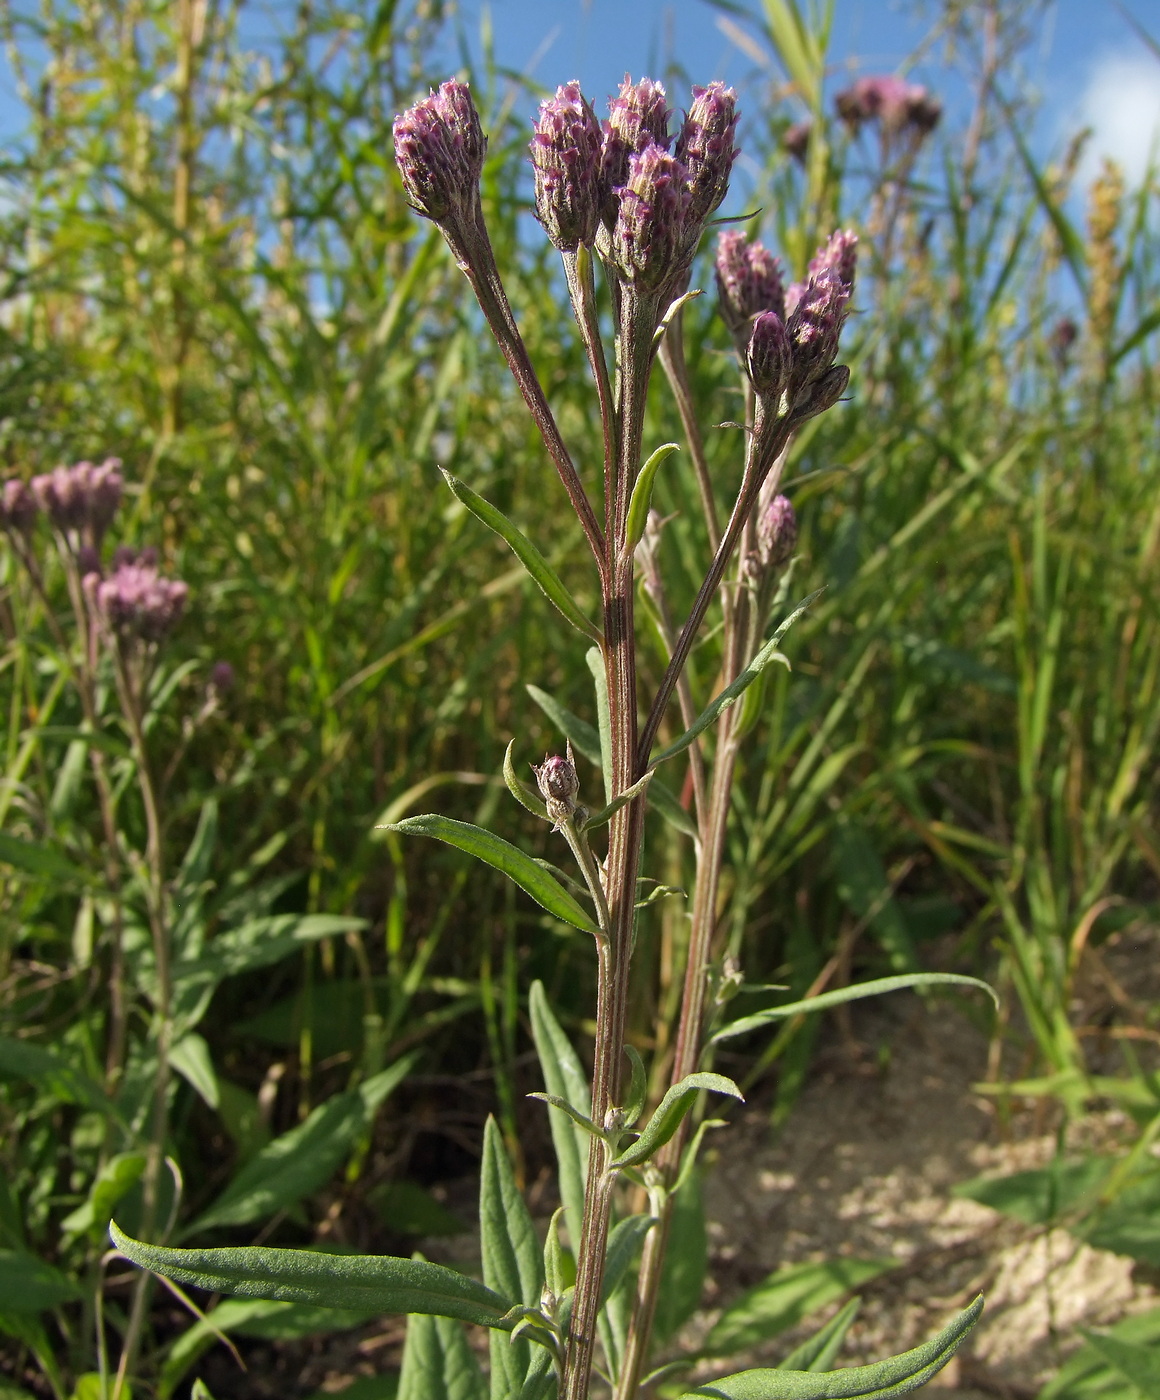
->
1079 1330 1160 1398
600 1214 655 1309
525 686 602 766
778 1297 862 1372
650 592 824 769
0 1036 118 1119
611 1074 743 1169
584 771 654 831
623 1045 648 1127
625 443 680 551
441 468 601 645
503 741 549 820
586 648 613 802
480 1118 543 1399
384 816 600 935
398 1310 487 1400
527 1093 605 1141
679 1295 984 1398
710 974 997 1045
109 1225 516 1330
0 1249 83 1311
529 982 590 1230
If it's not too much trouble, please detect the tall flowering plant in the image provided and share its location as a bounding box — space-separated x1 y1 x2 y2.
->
114 75 992 1399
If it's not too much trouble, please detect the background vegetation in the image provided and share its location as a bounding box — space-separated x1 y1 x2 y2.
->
1 0 1158 1396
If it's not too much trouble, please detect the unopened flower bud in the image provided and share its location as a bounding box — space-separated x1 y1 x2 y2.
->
392 79 486 225
533 748 581 830
675 82 738 229
601 76 671 218
807 229 858 296
85 551 188 643
610 144 691 290
756 492 797 569
0 478 37 534
791 362 850 422
716 231 785 347
786 267 850 397
30 458 123 546
745 310 792 400
530 81 603 251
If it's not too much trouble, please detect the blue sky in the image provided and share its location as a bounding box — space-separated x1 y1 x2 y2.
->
451 0 1160 186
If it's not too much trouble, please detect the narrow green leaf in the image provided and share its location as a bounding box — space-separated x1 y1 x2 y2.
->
650 593 823 768
625 443 680 551
527 1093 605 1140
385 815 599 934
611 1074 743 1169
525 686 602 766
359 1055 420 1115
187 1090 367 1233
704 1258 892 1357
649 775 699 839
953 1157 1110 1227
711 974 998 1044
683 1295 984 1398
623 1045 648 1126
584 770 654 831
0 1036 116 1118
481 1117 543 1398
504 741 549 820
170 1034 220 1109
529 982 590 1231
0 832 84 882
654 1168 708 1343
62 1154 146 1240
586 647 614 803
1079 1332 1160 1399
441 469 601 644
600 1214 655 1309
398 1310 488 1400
778 1298 862 1372
110 1224 516 1330
178 915 367 992
516 1345 556 1400
0 1250 82 1311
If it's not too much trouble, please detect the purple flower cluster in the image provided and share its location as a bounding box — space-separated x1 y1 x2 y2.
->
716 228 857 420
84 547 188 644
394 75 738 293
756 489 798 570
30 459 123 546
0 478 37 534
835 75 942 139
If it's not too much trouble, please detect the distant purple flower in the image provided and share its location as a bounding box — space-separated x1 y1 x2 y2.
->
30 458 123 545
0 478 37 535
530 81 603 251
85 549 188 643
756 491 797 569
392 79 487 224
675 82 739 229
210 660 235 693
783 120 812 166
716 231 786 346
609 144 692 291
835 74 942 140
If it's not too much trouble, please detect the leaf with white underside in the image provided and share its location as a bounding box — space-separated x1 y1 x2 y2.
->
611 1074 743 1169
110 1224 516 1330
650 592 824 768
441 469 601 644
710 974 997 1045
680 1295 984 1398
383 815 599 934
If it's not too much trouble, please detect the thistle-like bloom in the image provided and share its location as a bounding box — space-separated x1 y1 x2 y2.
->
716 231 786 347
84 549 188 643
533 748 581 830
745 311 792 401
530 81 603 251
786 267 850 397
610 144 692 291
392 79 487 225
807 228 858 294
783 120 812 166
756 491 798 570
600 76 671 223
31 459 123 545
675 82 739 229
0 478 37 534
835 75 942 139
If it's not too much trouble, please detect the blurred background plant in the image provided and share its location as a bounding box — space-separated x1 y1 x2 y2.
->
0 0 1157 1396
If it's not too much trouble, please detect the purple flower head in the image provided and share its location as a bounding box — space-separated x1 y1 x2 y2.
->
807 228 858 295
745 311 792 401
30 458 123 545
786 266 850 394
600 76 671 223
85 550 188 643
610 144 692 291
210 660 235 693
835 74 941 140
0 478 37 535
783 119 812 165
533 747 581 829
716 231 786 346
530 81 603 251
756 491 798 570
675 82 739 228
392 79 487 224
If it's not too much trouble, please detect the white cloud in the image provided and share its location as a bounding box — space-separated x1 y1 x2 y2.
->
1076 51 1160 188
